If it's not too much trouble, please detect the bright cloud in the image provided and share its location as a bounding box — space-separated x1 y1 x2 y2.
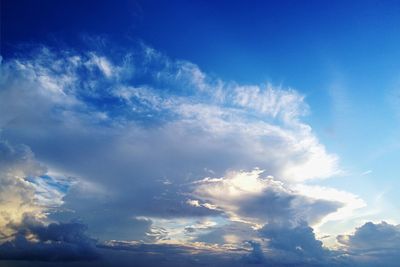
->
192 169 342 227
0 139 70 240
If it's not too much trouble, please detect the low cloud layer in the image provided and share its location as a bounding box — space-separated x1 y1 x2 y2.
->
0 216 98 262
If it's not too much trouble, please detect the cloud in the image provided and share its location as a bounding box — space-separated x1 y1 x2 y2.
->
194 221 256 245
4 41 388 267
293 184 366 230
192 169 342 227
258 221 327 263
0 139 85 261
96 240 250 267
243 221 400 266
0 42 345 245
0 216 98 262
0 139 51 238
337 221 400 266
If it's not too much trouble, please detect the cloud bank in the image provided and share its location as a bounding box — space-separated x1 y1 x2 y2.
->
0 41 396 266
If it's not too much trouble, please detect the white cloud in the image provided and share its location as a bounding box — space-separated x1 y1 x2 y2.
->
294 184 366 226
232 84 307 122
86 53 115 78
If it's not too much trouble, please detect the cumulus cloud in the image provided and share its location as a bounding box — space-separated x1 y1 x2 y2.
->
258 221 327 263
337 221 400 266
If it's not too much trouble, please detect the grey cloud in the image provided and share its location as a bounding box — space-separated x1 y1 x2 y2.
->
337 221 400 266
240 222 353 267
238 187 342 226
1 221 398 267
195 221 256 244
94 241 252 267
0 138 45 177
0 216 98 262
259 221 326 260
243 241 266 264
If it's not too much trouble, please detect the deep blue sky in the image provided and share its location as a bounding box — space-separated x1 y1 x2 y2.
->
3 0 400 84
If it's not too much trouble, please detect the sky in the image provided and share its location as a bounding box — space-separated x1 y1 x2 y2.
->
1 0 400 266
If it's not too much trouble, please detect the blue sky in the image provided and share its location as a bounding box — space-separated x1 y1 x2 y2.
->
1 1 400 266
